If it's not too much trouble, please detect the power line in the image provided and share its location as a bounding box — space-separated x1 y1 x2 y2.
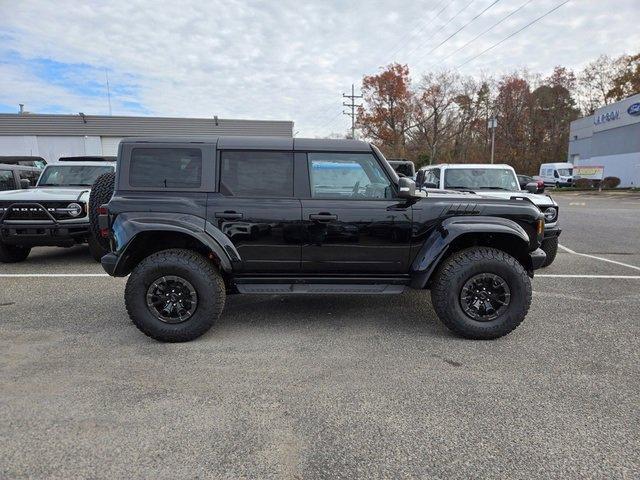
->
342 84 363 139
413 0 502 65
317 0 476 135
455 0 571 69
429 0 535 67
380 0 450 66
399 0 476 63
312 0 450 134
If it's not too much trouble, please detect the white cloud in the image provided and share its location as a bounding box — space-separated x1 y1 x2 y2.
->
0 0 638 136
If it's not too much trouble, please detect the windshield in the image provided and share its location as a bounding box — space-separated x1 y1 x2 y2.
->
557 168 573 176
38 165 113 187
444 168 519 191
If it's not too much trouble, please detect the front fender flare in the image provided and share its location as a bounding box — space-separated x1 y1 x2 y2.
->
409 216 530 289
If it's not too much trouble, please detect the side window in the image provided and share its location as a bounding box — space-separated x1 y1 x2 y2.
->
19 170 39 187
308 153 393 199
220 151 293 197
422 169 440 187
130 148 202 188
0 171 16 191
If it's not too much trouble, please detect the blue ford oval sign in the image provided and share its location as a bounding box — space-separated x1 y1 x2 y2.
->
628 102 640 116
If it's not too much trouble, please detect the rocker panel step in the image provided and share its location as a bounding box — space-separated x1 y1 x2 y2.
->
236 283 406 295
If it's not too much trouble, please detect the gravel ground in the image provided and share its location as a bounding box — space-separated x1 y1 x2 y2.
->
1 193 639 479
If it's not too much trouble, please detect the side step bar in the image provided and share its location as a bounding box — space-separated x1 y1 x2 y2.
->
236 284 406 295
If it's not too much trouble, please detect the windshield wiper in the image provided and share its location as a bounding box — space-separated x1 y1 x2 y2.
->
478 186 511 191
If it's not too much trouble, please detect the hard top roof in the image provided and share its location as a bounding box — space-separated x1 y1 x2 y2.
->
46 161 117 168
58 156 116 162
119 136 372 152
422 163 516 169
0 163 42 171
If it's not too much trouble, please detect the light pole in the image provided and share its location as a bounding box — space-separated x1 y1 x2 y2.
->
488 117 497 164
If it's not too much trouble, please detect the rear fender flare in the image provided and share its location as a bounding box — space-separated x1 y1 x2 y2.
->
410 216 530 288
110 212 240 275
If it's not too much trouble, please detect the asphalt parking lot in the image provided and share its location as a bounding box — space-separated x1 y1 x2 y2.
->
1 192 639 479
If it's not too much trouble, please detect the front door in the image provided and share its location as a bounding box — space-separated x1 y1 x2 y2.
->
301 152 412 274
207 150 302 273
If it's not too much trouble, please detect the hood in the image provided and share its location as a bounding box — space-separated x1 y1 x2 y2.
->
0 187 90 202
471 190 557 207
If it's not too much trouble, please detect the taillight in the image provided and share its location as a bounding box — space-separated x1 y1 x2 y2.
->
98 204 110 238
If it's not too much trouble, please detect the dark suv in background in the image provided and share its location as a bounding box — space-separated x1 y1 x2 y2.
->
94 137 546 343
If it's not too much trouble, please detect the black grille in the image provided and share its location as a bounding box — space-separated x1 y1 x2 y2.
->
0 201 85 221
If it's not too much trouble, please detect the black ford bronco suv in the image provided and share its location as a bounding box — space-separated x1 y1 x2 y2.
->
95 137 546 342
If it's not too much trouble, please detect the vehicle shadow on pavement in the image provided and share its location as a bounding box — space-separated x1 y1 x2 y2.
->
217 291 449 338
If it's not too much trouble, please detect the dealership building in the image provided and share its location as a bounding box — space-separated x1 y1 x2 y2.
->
0 113 293 162
568 93 640 187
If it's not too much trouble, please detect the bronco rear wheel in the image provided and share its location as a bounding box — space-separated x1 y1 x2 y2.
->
89 171 115 251
124 248 225 342
431 247 532 340
0 242 31 263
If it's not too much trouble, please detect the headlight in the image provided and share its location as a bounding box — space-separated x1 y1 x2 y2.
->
543 207 557 222
67 203 83 217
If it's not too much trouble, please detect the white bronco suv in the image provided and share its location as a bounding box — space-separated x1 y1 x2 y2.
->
0 157 115 263
417 163 560 267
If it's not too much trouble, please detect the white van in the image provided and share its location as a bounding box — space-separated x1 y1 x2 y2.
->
539 162 574 187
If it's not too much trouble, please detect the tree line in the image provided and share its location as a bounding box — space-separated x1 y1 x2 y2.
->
354 52 639 175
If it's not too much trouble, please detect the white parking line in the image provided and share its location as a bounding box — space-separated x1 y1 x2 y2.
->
536 274 640 279
0 273 109 278
558 244 640 272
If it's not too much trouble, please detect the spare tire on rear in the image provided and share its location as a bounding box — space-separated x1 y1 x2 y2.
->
89 171 116 252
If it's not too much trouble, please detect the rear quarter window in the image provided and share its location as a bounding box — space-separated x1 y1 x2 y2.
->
130 148 202 188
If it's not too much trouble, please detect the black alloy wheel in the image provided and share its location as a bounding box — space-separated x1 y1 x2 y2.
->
460 273 511 321
146 275 198 323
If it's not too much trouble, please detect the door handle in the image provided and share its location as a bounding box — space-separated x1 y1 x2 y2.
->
215 211 243 220
309 213 337 221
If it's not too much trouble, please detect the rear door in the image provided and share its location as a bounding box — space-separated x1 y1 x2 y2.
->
207 148 302 273
300 151 412 274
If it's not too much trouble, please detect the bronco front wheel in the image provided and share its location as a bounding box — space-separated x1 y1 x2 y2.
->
124 248 225 342
431 247 532 340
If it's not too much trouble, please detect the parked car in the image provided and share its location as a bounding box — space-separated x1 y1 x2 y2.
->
0 158 115 263
416 164 560 267
0 164 43 191
387 159 416 178
539 162 574 187
0 156 47 169
94 137 547 342
517 174 545 193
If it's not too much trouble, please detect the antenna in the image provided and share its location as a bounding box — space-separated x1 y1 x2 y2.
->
105 69 112 116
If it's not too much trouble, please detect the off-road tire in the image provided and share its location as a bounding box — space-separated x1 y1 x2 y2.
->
0 242 31 263
125 249 225 342
88 234 109 263
540 236 558 268
431 247 532 340
89 171 115 251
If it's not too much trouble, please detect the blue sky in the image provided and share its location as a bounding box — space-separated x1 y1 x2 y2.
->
1 0 638 136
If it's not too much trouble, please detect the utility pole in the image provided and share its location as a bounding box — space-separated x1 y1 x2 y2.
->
342 84 362 139
488 116 497 164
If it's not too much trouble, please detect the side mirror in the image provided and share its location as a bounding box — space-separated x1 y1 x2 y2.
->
524 182 538 194
20 179 31 189
398 176 417 199
415 170 426 188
